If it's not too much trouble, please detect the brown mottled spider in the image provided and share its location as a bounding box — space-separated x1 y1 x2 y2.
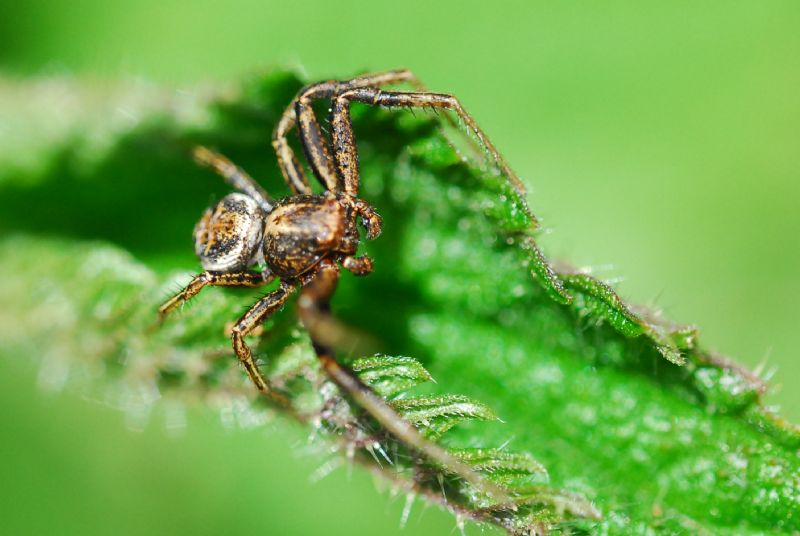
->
158 69 524 499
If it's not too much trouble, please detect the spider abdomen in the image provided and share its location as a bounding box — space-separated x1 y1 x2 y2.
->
263 194 354 278
194 193 265 272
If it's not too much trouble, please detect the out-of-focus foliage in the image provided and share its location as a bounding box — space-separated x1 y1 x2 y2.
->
1 72 797 534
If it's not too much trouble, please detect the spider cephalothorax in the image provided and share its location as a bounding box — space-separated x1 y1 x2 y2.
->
158 70 528 500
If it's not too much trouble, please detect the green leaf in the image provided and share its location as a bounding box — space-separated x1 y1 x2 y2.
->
1 71 798 535
391 395 497 440
353 355 433 398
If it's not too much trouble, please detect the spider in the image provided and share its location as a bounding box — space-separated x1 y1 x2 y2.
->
158 69 526 500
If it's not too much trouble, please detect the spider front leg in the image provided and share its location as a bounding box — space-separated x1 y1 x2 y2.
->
158 270 275 324
272 107 314 195
230 280 297 405
326 70 430 196
273 71 424 197
272 79 346 194
296 259 513 504
274 85 347 193
333 87 528 198
348 70 491 164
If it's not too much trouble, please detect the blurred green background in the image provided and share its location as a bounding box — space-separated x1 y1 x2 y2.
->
1 1 797 534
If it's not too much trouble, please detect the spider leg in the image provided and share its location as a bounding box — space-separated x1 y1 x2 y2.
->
273 71 422 196
272 107 314 195
338 70 487 163
339 69 419 89
193 146 274 212
276 70 487 196
329 92 358 195
272 79 344 193
335 87 527 198
230 280 297 405
158 270 275 324
294 90 343 192
297 259 513 505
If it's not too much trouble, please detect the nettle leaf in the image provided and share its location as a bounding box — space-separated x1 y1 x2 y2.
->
390 395 497 440
451 448 549 487
352 355 432 398
1 71 798 535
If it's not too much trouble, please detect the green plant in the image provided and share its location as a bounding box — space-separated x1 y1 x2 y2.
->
1 71 797 534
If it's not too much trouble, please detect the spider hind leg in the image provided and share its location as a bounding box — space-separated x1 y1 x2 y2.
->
296 259 513 505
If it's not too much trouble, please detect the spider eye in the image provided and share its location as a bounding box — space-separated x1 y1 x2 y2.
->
194 193 264 272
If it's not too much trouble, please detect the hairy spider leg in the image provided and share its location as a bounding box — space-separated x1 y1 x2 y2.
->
193 146 275 212
271 70 421 196
158 270 275 324
342 69 419 89
275 69 512 199
271 81 341 195
327 95 357 195
230 281 297 406
332 87 527 198
341 69 489 166
271 106 314 195
296 258 514 506
295 89 343 192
